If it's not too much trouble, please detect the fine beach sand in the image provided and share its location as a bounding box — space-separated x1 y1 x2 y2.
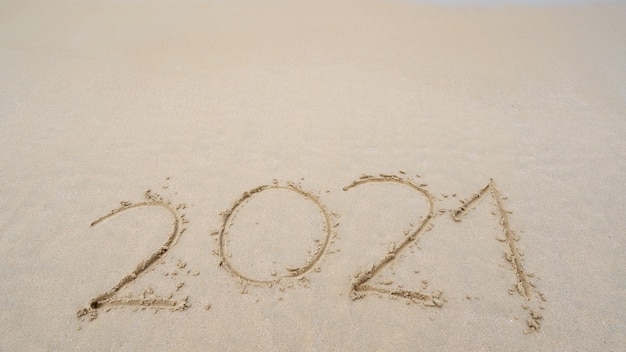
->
1 0 625 350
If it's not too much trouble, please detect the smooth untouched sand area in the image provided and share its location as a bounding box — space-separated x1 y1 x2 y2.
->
0 0 625 350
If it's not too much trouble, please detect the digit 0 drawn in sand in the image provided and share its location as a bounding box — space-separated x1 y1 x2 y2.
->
77 190 190 322
218 181 334 286
451 179 545 333
343 174 443 307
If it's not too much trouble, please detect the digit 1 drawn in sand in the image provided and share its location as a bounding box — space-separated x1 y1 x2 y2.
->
451 179 544 332
218 181 334 286
343 174 443 307
77 190 190 322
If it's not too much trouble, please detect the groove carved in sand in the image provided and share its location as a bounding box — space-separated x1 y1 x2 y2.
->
77 190 190 322
343 174 442 307
451 179 544 332
218 181 334 285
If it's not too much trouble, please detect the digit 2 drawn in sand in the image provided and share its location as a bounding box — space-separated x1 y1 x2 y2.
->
451 179 544 332
77 190 190 321
218 181 334 285
343 174 443 307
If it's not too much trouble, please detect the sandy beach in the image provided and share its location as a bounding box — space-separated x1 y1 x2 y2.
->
1 0 625 350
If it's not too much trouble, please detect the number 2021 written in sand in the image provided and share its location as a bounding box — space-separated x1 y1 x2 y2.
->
77 173 545 333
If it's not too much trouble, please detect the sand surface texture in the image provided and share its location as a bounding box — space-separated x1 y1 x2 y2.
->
1 0 625 350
